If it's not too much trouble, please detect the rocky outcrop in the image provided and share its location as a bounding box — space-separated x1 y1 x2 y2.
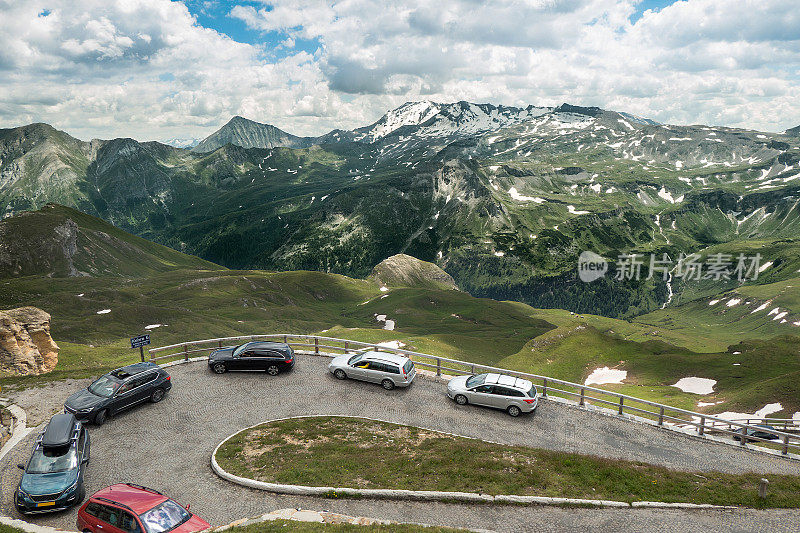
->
0 307 59 375
368 253 459 291
786 125 800 136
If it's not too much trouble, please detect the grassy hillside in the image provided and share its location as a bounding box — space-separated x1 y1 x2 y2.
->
0 204 219 278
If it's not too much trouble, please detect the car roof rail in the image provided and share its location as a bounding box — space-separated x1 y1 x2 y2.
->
95 497 136 514
125 483 163 495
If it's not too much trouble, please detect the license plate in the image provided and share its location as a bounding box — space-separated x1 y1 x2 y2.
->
36 502 56 508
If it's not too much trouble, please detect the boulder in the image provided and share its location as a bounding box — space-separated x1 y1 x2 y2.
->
0 307 59 375
368 254 459 291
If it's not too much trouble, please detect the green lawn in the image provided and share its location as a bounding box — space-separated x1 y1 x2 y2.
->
215 417 800 508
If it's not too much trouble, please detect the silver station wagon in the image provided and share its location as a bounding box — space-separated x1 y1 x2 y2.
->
328 350 416 390
447 372 539 416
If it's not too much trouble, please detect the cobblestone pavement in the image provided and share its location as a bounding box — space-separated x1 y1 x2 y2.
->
2 356 800 532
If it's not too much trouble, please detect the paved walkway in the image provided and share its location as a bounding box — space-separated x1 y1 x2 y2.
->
2 356 800 532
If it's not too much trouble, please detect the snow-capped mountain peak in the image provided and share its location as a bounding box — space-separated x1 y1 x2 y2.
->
356 100 549 143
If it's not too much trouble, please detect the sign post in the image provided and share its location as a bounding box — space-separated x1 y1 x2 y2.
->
130 334 151 362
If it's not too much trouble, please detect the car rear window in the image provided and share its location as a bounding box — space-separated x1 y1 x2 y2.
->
527 385 537 397
403 360 414 374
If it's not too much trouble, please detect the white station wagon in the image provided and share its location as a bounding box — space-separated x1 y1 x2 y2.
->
328 350 416 390
447 372 539 416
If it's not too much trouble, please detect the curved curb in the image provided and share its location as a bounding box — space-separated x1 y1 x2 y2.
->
210 415 736 511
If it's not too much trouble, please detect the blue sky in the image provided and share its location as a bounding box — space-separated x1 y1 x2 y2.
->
0 0 798 140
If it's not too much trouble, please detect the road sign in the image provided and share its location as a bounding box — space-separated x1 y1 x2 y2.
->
131 334 151 349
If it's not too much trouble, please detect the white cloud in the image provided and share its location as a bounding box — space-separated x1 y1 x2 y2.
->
0 0 798 140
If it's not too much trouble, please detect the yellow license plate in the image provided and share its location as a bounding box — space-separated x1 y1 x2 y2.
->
36 502 56 508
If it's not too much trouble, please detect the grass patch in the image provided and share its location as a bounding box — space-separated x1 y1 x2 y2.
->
215 416 800 508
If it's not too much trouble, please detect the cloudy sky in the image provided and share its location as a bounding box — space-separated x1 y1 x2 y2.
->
1 0 798 142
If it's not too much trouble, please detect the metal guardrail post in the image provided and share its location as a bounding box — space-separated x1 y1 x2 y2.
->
658 407 664 425
345 341 349 353
699 417 705 436
783 435 790 455
184 344 188 362
218 340 222 348
579 388 585 407
436 358 441 377
471 363 475 373
542 378 547 397
284 335 288 344
618 397 624 415
314 338 319 354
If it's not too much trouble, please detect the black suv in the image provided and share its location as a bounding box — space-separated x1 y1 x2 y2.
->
64 362 171 425
208 341 295 375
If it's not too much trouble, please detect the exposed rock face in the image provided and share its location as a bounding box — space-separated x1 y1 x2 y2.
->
368 253 459 291
787 125 800 136
193 116 314 153
0 307 59 375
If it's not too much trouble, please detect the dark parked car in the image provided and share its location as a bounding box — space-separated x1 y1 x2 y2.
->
64 362 171 425
15 413 89 514
732 424 781 443
77 483 210 533
208 341 295 375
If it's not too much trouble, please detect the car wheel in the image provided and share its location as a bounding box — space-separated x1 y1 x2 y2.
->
454 394 468 406
266 365 280 376
382 379 395 390
212 363 227 374
507 405 521 417
94 409 108 426
333 369 347 380
150 388 165 403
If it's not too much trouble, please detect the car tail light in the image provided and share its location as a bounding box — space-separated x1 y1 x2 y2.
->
285 358 293 363
524 399 535 404
165 376 171 381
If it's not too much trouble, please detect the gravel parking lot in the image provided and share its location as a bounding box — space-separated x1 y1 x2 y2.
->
2 355 799 533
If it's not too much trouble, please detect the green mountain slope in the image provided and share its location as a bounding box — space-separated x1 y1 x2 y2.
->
0 204 219 278
2 103 800 320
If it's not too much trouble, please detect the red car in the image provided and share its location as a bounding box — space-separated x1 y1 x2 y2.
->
76 484 210 533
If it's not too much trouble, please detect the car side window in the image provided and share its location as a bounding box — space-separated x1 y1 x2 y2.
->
366 361 384 372
117 382 133 395
119 511 143 533
85 502 102 517
385 364 400 374
264 350 283 359
355 360 370 368
96 504 121 526
78 428 87 452
474 385 493 393
242 351 258 358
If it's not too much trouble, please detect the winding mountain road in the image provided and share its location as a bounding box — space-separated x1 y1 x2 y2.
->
2 355 800 533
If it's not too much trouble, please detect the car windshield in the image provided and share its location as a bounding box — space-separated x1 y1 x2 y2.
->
232 344 249 357
88 376 121 398
347 354 364 365
26 445 77 474
139 499 190 533
466 374 486 388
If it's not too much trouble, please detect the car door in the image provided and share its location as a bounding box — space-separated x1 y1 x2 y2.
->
90 503 123 533
263 350 286 369
349 358 371 380
112 375 148 413
468 384 495 407
491 386 515 409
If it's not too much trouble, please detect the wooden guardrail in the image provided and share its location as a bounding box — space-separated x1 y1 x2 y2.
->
149 334 800 457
